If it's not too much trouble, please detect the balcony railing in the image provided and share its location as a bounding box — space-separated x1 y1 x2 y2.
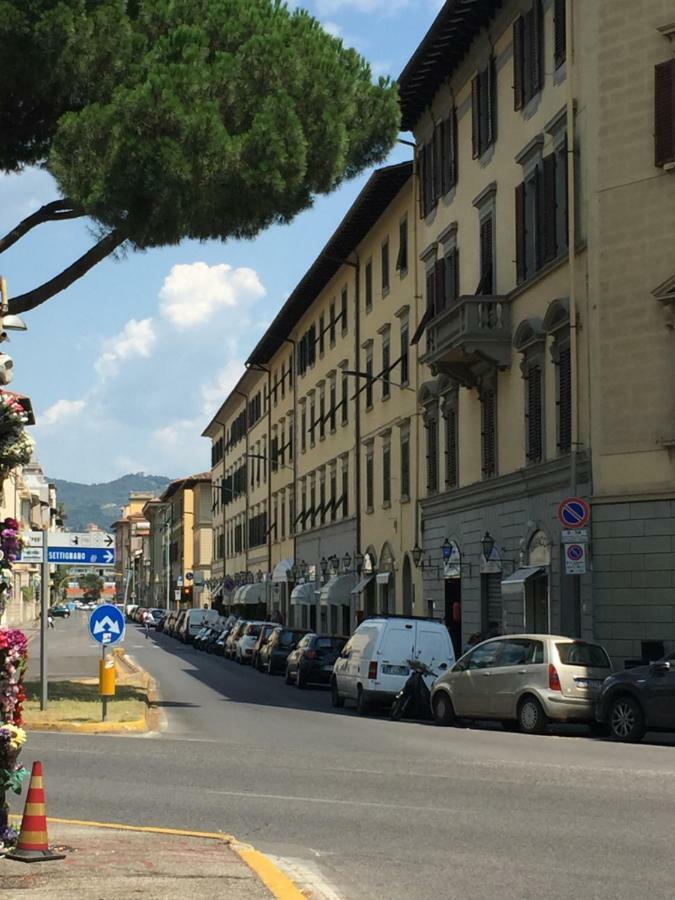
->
424 295 512 384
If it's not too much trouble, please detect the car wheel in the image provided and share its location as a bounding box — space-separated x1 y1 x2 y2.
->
609 695 645 743
356 686 370 716
285 667 293 685
432 691 456 727
331 678 344 708
518 696 548 735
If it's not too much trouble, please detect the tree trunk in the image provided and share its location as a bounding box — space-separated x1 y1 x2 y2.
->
0 200 83 255
10 230 127 314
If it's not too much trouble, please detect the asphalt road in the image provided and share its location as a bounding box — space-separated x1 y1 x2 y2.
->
21 614 675 900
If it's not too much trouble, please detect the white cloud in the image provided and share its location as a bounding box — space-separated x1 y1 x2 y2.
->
40 398 86 427
159 262 266 330
200 360 246 418
95 317 156 377
315 0 410 13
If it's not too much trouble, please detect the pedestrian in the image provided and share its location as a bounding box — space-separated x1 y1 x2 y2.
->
144 617 150 639
47 612 55 629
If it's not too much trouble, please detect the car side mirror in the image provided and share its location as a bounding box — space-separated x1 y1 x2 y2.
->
438 662 448 670
652 661 671 676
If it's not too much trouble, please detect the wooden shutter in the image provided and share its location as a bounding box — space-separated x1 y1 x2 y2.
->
554 0 566 68
535 163 544 270
442 111 458 192
435 257 446 313
526 364 543 463
471 74 480 157
515 182 526 283
433 124 443 202
542 153 557 262
418 148 427 219
426 266 436 318
445 409 458 488
426 418 438 493
513 16 524 110
445 248 459 307
451 107 458 187
481 390 497 477
532 0 544 93
557 346 572 453
479 216 494 294
487 56 497 147
655 59 675 167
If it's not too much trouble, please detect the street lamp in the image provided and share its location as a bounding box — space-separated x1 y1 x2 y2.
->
441 537 452 559
320 557 329 578
329 554 339 574
299 560 308 579
481 531 495 559
342 552 352 573
256 569 263 583
411 542 424 569
355 552 364 572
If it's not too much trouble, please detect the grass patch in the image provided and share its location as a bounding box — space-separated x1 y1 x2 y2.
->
23 680 147 725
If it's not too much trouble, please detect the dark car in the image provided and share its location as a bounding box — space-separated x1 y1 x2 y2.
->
259 628 307 675
253 623 281 671
286 634 348 688
49 605 71 618
595 650 675 742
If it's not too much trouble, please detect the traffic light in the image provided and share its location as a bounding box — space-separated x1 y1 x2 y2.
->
182 585 193 603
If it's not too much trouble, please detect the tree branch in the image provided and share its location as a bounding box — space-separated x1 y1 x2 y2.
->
10 229 127 314
0 199 84 254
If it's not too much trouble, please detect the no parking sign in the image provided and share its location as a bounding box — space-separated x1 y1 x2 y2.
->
565 542 587 575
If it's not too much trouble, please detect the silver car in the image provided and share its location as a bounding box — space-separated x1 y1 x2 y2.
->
430 634 612 734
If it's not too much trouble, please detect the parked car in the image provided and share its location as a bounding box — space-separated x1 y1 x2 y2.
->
165 611 181 638
235 621 275 664
331 616 456 713
595 649 675 742
430 634 613 734
205 627 225 654
252 623 281 670
125 604 138 620
178 608 222 644
192 625 212 650
260 628 307 675
49 605 71 618
286 634 348 688
224 620 248 660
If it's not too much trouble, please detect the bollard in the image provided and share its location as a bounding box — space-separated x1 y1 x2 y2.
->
99 651 116 721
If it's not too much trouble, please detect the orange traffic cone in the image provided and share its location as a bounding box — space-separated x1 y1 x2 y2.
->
6 761 65 863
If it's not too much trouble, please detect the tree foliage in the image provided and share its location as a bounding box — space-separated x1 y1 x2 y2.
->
0 0 400 312
78 573 103 602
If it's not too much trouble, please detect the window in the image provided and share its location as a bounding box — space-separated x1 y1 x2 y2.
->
301 404 307 454
310 477 316 529
319 472 326 525
381 332 391 399
466 640 502 670
478 214 495 294
525 363 543 464
365 444 374 511
330 464 337 522
309 394 316 446
425 414 438 493
516 142 568 283
396 218 408 273
514 1 544 110
329 301 336 347
319 385 326 440
556 641 611 669
472 58 497 158
341 457 349 517
300 482 307 533
557 344 572 454
279 426 285 467
365 345 374 409
381 239 390 293
443 247 460 310
288 353 293 388
319 313 325 357
329 376 337 432
655 59 675 168
365 260 373 312
481 387 497 478
382 441 391 506
280 492 286 540
341 287 348 336
280 362 285 400
296 325 317 376
400 427 410 500
341 370 349 426
289 490 295 536
444 404 458 488
554 0 566 69
400 319 409 385
419 111 458 218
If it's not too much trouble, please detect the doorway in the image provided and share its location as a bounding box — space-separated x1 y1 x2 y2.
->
444 577 462 657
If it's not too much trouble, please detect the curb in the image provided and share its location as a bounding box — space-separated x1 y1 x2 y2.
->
15 817 307 900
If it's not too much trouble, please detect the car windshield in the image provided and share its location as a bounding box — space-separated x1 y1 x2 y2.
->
246 625 261 637
556 641 610 668
316 637 343 651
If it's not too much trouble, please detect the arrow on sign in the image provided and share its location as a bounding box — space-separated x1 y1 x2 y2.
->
93 616 121 635
72 536 79 545
105 535 113 547
103 550 114 564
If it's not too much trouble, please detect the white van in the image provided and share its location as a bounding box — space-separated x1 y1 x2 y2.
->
331 616 455 713
179 608 221 643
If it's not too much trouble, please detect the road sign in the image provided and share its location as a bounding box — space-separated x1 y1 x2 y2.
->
558 497 590 529
22 531 44 548
88 603 125 646
565 542 587 575
47 547 115 566
562 528 589 543
48 532 115 549
18 547 44 563
177 576 183 587
185 571 194 582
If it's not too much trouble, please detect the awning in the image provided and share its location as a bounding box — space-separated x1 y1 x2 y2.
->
272 558 294 583
319 574 356 606
376 572 391 586
501 566 544 593
290 582 315 605
350 575 374 595
211 580 224 598
236 582 267 606
501 566 546 633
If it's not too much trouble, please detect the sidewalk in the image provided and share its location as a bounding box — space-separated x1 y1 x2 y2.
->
1 822 275 900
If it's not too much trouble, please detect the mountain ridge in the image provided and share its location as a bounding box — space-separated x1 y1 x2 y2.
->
49 473 173 532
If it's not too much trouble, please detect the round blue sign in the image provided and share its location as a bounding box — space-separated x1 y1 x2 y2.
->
558 497 590 528
88 604 125 646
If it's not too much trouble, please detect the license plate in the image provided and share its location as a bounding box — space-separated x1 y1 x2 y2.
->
575 678 602 689
382 665 408 676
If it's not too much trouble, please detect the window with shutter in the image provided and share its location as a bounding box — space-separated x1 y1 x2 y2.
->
433 125 444 202
400 429 410 499
481 389 497 478
542 153 557 263
319 388 325 440
515 182 526 283
329 301 336 347
514 2 544 108
381 240 390 293
396 219 408 272
555 137 569 255
341 287 348 336
655 59 675 167
319 313 325 357
342 461 349 518
472 60 497 158
526 364 543 463
330 379 337 432
478 215 494 294
382 335 391 399
341 371 349 425
383 443 391 506
554 0 566 68
445 408 458 488
471 75 480 158
513 16 524 110
434 256 446 313
366 447 374 511
444 248 459 307
442 110 458 193
400 320 409 385
365 349 374 409
365 260 373 311
426 417 439 493
557 345 572 454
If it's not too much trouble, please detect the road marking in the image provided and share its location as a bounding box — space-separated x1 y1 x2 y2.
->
268 856 343 900
213 788 455 814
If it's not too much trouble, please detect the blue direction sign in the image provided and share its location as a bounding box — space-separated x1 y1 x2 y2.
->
89 604 125 646
48 547 115 566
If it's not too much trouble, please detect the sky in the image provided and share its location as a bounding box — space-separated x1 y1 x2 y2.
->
2 0 444 484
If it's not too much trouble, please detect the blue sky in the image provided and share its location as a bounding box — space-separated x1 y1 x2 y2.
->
2 0 442 484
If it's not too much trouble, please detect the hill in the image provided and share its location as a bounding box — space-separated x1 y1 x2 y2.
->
49 473 172 532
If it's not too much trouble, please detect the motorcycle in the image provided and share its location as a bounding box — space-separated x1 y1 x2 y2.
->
390 659 438 721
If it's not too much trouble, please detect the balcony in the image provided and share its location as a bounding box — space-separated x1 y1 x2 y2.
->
423 295 512 386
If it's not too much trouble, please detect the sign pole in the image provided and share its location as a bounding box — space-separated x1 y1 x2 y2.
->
40 529 49 711
101 645 108 723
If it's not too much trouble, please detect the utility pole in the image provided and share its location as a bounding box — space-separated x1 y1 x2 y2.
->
40 526 49 710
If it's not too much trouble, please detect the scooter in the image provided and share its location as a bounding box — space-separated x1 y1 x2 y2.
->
390 659 438 721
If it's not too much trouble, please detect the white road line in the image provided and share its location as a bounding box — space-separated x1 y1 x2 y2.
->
213 788 453 814
268 856 344 900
